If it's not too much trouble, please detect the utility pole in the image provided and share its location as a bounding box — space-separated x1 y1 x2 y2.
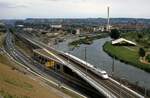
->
119 78 122 98
85 47 87 73
67 50 70 63
144 87 147 98
112 56 115 76
144 81 147 98
135 81 139 91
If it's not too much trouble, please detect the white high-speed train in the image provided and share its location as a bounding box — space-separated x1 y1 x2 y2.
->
64 53 109 79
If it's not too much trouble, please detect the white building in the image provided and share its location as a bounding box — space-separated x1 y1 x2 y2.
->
112 38 137 46
51 25 62 29
76 29 80 35
23 28 33 31
93 26 105 32
17 25 24 28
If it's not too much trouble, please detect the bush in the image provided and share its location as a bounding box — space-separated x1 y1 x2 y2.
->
110 29 120 39
138 48 145 57
146 54 150 62
103 42 150 73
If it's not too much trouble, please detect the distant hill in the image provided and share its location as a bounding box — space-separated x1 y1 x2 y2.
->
1 18 150 26
25 18 150 26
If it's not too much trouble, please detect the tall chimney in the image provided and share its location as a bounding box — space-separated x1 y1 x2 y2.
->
107 6 110 31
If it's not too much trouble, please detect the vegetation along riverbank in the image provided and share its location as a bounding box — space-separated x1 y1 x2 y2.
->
103 29 150 73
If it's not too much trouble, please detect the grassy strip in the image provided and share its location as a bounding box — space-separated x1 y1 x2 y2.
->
103 42 150 73
69 33 108 46
0 32 5 47
69 37 93 46
0 89 30 98
61 87 85 98
0 75 33 90
0 54 65 98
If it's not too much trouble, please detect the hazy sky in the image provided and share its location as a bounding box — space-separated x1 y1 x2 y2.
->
0 0 150 19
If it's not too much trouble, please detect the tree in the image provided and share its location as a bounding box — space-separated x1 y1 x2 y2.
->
146 54 150 63
137 33 143 39
139 48 145 57
9 28 15 33
110 29 120 39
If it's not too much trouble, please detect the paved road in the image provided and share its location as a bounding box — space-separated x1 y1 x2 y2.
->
4 32 104 98
17 31 144 98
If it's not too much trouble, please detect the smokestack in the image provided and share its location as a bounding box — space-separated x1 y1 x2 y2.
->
107 6 110 31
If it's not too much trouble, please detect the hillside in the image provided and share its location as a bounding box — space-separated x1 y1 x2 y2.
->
0 54 72 98
0 33 71 98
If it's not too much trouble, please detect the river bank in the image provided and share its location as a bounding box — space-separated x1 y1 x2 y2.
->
55 37 150 91
103 42 150 73
68 36 150 98
69 33 108 46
